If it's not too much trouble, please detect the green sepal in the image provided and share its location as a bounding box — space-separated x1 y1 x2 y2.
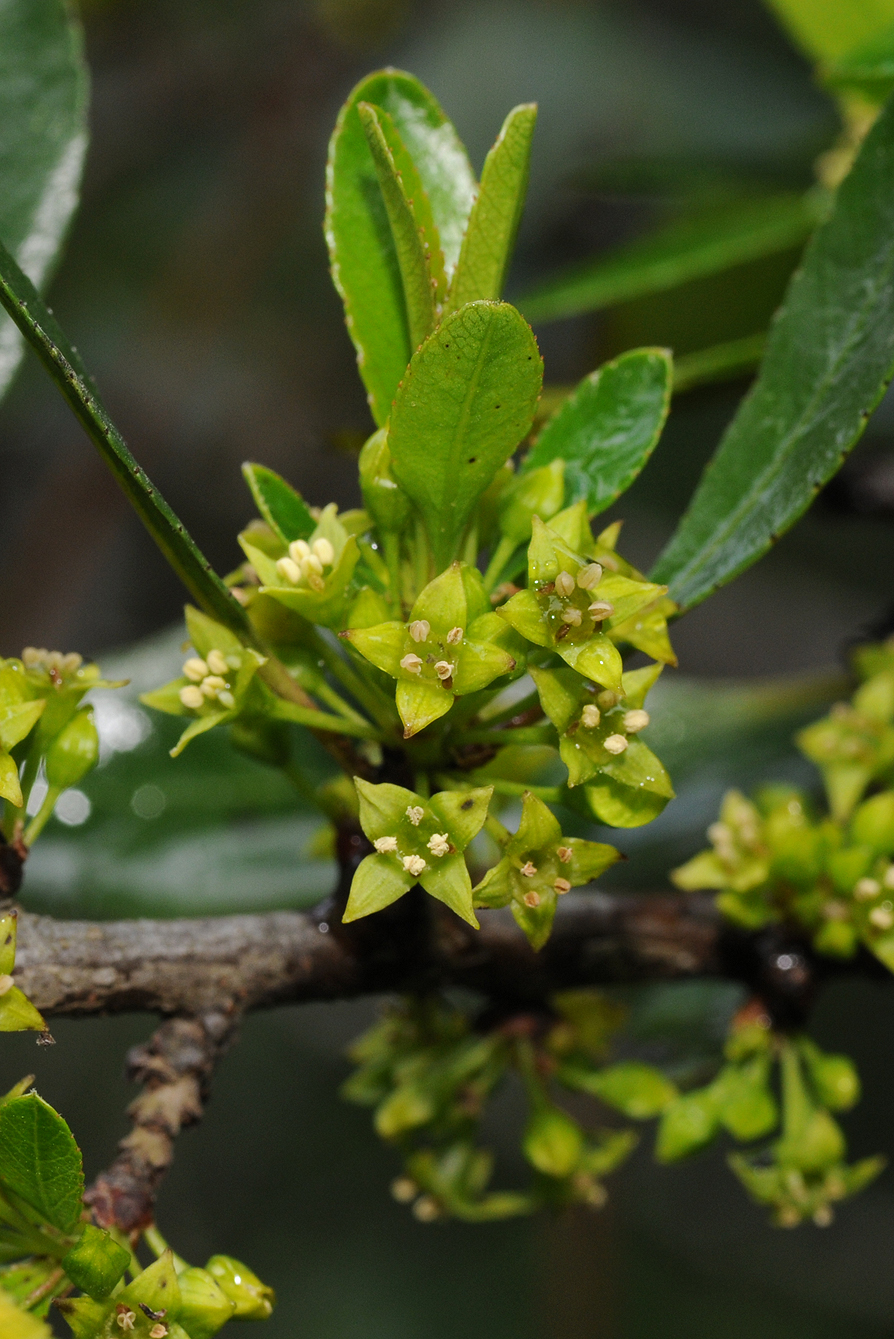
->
583 739 675 829
798 1038 860 1111
497 461 565 545
0 699 45 753
54 1295 110 1339
176 1267 236 1339
561 1061 678 1119
61 1225 130 1301
655 1088 720 1162
0 751 23 807
119 1249 182 1322
711 1056 778 1142
0 987 46 1034
522 1104 584 1177
241 463 315 544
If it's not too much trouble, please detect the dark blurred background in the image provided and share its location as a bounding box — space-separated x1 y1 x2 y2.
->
5 1 894 1335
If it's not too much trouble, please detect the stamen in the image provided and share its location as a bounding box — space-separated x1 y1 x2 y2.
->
374 836 398 853
554 878 572 894
604 734 628 754
276 556 302 584
301 553 324 578
623 709 650 733
561 608 582 626
400 654 423 674
206 649 229 676
402 854 427 876
557 846 572 863
581 705 601 729
0 975 13 996
427 833 450 857
312 536 335 566
409 620 430 642
870 905 894 929
179 686 205 710
520 861 537 877
406 806 424 825
588 601 614 620
200 675 227 699
289 539 311 562
217 690 236 710
555 571 575 598
446 627 463 645
597 690 618 710
854 877 880 900
523 890 541 908
577 563 602 590
183 657 208 682
434 661 454 680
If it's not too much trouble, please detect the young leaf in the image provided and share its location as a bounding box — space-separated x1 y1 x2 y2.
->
0 1092 84 1233
523 348 671 517
241 463 315 544
325 69 476 425
388 300 542 568
358 102 436 352
0 238 255 643
0 0 88 402
652 97 894 611
519 192 824 323
446 104 537 314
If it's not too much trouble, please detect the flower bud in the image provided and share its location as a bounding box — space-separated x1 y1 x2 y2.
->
45 710 99 790
204 1257 275 1320
523 1103 584 1177
359 427 412 532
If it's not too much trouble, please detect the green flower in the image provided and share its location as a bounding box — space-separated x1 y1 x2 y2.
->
672 790 774 928
497 517 666 691
347 778 493 926
797 670 894 820
239 503 360 629
140 607 266 756
530 661 673 827
473 791 619 948
342 563 520 737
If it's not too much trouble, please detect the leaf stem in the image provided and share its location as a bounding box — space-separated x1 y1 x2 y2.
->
483 534 517 592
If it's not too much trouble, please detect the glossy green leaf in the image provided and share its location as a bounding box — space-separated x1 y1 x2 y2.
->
519 192 823 323
358 102 436 352
388 301 542 568
764 0 894 62
524 349 671 517
446 104 537 314
325 69 476 426
653 99 894 610
241 463 314 544
0 1093 84 1233
0 239 255 644
0 0 88 402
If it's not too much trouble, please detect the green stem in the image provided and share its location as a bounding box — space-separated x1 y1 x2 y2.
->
311 632 397 734
270 701 382 739
357 537 389 586
486 780 564 802
476 690 542 729
461 724 555 746
23 786 61 847
484 813 511 846
483 534 517 593
383 531 403 616
312 679 371 729
413 514 431 594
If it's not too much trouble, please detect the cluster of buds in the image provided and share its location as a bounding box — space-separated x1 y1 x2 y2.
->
178 647 242 712
274 535 335 591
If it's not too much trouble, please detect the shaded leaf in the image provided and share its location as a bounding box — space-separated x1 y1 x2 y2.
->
0 1093 83 1233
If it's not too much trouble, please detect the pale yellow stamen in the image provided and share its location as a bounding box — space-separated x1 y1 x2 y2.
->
854 877 880 901
623 709 650 733
179 685 205 710
561 607 582 626
557 846 572 863
428 833 450 857
447 627 463 645
289 539 311 562
374 836 398 853
434 661 454 680
183 657 208 682
276 556 302 584
400 654 423 674
217 690 236 710
206 649 229 676
554 878 572 894
409 620 430 643
581 704 600 729
555 571 575 598
588 601 614 620
577 563 602 590
313 536 335 565
523 890 541 908
604 734 628 754
520 861 537 877
406 805 424 825
402 854 426 876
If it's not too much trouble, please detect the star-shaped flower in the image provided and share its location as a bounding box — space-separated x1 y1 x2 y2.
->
530 662 674 827
141 607 265 756
341 563 521 737
473 791 619 948
347 778 493 926
496 517 667 691
239 503 360 629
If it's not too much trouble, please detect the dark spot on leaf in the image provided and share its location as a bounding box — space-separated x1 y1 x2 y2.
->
461 798 474 810
468 457 476 464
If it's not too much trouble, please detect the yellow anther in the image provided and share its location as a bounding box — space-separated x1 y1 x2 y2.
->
597 690 618 710
854 877 880 901
427 833 450 857
391 1176 418 1203
374 836 398 853
581 705 601 729
577 563 602 590
434 660 454 680
555 571 576 598
402 854 426 876
206 649 229 676
588 601 614 620
400 653 423 674
301 553 324 578
523 890 541 908
520 861 537 877
406 805 424 825
557 846 572 863
884 866 894 890
0 975 13 997
412 1195 441 1222
561 607 582 626
179 685 205 710
312 536 335 566
276 556 302 584
217 690 236 710
183 657 208 682
409 620 430 643
554 877 572 894
288 539 311 562
870 905 894 930
201 675 227 698
623 709 650 733
447 627 463 645
604 734 628 755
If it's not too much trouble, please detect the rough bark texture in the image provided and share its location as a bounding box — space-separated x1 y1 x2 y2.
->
13 891 726 1019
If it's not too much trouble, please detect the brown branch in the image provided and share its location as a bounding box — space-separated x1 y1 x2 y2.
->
14 891 727 1019
85 1013 238 1233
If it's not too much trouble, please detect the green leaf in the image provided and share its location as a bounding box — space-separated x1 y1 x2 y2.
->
0 0 88 403
825 22 894 100
358 102 436 352
446 104 537 314
519 193 823 323
764 0 894 62
61 1224 130 1300
325 69 476 426
241 464 315 544
0 239 255 644
0 1093 84 1233
524 349 671 518
652 100 894 611
388 300 542 568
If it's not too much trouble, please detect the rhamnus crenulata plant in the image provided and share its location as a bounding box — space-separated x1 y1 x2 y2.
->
141 69 676 950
